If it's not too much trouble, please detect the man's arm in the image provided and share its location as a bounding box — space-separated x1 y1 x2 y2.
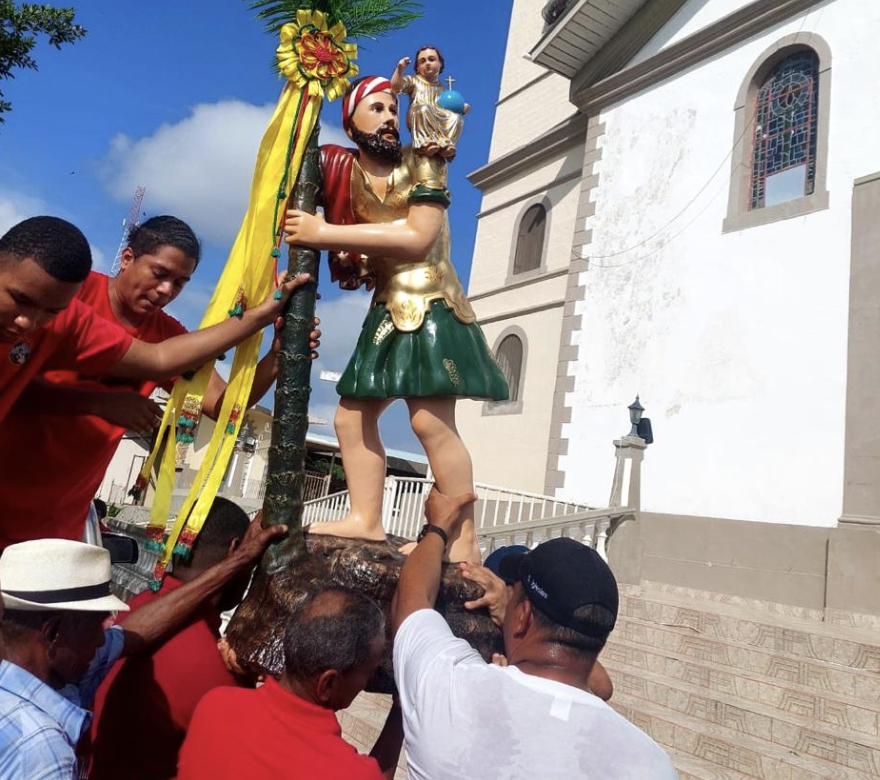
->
109 273 310 382
368 699 404 780
285 203 444 263
120 514 286 656
13 378 163 435
200 315 321 420
390 487 476 636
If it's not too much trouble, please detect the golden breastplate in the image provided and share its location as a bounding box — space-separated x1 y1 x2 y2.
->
350 150 475 332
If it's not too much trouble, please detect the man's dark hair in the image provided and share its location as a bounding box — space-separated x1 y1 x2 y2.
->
283 586 385 680
93 498 108 520
126 216 201 267
0 216 91 282
529 599 615 655
414 45 445 74
176 497 249 570
0 609 61 642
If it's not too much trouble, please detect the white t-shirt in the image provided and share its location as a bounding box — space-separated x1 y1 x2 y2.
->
394 609 678 780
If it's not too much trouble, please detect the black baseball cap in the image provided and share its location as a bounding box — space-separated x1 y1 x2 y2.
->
484 545 530 584
498 537 618 636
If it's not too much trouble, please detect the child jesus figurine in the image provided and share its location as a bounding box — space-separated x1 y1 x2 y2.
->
391 45 469 161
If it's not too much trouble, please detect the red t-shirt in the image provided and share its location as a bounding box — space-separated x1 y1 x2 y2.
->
90 576 237 780
0 272 185 546
175 677 385 780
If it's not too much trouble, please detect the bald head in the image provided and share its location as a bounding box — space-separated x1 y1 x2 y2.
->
282 586 385 681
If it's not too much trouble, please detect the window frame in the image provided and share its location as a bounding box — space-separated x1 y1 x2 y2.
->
507 197 551 282
723 34 831 234
483 326 528 416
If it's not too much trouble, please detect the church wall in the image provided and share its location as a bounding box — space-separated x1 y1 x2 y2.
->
558 1 880 526
458 303 565 494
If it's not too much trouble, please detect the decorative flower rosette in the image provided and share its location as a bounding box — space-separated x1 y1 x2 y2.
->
276 10 358 100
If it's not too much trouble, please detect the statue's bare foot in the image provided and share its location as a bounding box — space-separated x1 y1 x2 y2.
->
306 518 387 542
415 142 441 156
397 537 481 563
439 144 457 161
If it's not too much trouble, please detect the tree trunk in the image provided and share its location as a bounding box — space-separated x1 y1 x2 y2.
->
260 123 322 574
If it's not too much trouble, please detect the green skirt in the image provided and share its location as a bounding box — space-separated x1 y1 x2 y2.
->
337 300 509 401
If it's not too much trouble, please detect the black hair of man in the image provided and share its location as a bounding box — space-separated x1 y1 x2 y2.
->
283 586 385 680
0 608 63 643
93 498 108 521
174 497 250 572
126 215 201 268
0 216 91 283
414 45 445 74
529 599 615 655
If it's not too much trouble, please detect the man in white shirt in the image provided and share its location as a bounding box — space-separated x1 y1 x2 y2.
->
391 488 679 780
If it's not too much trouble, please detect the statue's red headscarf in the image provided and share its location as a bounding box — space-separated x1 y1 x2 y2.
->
342 76 393 133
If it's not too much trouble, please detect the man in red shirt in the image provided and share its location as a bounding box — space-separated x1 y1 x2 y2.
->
89 498 257 780
0 215 315 546
175 587 404 780
0 216 312 547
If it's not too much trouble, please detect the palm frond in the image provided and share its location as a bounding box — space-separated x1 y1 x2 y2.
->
249 0 422 40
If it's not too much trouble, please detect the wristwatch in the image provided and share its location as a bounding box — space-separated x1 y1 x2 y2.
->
417 523 449 545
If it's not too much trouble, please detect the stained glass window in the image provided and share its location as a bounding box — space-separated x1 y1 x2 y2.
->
751 50 819 209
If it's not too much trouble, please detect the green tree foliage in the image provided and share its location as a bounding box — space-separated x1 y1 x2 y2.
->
0 1 85 124
250 0 422 40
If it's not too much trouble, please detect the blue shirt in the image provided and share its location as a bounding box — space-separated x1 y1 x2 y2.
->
59 625 125 710
0 659 91 780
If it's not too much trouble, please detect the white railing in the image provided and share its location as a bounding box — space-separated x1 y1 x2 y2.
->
302 476 596 541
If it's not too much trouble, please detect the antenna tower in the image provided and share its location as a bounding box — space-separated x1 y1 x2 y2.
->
110 186 146 275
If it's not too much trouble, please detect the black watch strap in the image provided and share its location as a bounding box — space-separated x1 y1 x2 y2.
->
417 523 449 545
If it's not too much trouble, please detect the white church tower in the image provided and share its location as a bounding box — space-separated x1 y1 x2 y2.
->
459 0 880 531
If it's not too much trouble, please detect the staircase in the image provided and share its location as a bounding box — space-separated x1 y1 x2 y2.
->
338 586 880 780
603 585 880 780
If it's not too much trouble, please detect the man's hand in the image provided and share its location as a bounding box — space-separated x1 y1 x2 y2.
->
459 562 509 627
93 391 163 436
284 211 328 247
249 272 312 327
229 512 288 569
267 313 322 361
424 486 477 536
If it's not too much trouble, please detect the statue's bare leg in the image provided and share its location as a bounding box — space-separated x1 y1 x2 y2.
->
307 397 392 541
407 397 481 564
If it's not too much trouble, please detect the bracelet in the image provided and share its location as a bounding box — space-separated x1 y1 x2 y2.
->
416 523 449 545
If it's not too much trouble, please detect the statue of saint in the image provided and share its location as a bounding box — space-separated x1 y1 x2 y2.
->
391 46 469 161
284 76 506 563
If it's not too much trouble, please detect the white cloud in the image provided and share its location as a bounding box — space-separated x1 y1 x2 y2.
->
99 100 350 248
0 190 47 236
90 244 109 273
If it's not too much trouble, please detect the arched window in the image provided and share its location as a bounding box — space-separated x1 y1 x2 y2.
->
724 36 830 233
751 50 819 209
495 335 524 402
512 204 546 275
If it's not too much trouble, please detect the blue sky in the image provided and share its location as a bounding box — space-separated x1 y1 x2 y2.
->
0 0 514 450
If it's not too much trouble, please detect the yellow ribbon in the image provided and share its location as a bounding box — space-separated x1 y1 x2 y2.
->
137 12 357 586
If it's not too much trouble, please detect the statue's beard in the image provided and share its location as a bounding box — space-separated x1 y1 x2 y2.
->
350 121 401 161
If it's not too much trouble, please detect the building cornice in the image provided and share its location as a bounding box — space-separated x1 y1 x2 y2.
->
469 268 569 302
571 0 827 113
467 112 588 193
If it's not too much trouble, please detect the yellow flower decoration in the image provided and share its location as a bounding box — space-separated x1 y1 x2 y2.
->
276 9 358 101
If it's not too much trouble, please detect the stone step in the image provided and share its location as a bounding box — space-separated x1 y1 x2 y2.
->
664 746 758 780
338 693 407 780
612 692 876 780
606 659 880 775
614 615 880 703
619 590 880 673
603 635 880 737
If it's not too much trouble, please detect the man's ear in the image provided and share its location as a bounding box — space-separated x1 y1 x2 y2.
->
315 668 340 705
119 246 136 271
514 596 533 638
41 615 62 645
226 537 241 558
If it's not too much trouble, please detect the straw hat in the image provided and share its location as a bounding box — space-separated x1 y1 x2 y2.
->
0 538 130 612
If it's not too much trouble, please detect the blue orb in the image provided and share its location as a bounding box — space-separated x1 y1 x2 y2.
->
437 89 466 114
